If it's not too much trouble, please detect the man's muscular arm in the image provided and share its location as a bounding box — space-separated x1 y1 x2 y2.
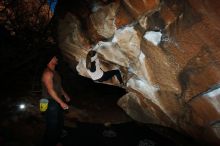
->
42 71 69 110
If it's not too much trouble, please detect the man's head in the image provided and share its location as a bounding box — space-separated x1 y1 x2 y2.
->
43 47 63 69
87 50 96 58
86 50 97 70
48 56 58 66
44 47 62 62
47 56 58 70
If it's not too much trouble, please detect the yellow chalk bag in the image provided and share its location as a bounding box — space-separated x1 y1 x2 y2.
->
40 98 49 112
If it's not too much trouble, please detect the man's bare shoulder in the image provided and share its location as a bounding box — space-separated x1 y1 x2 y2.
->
42 68 54 81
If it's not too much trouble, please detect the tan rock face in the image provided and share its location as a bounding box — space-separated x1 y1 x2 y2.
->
89 2 119 39
123 0 160 19
118 92 173 125
180 89 220 145
57 0 220 144
58 13 90 62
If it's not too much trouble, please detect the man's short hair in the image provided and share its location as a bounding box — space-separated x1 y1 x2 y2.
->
45 48 62 62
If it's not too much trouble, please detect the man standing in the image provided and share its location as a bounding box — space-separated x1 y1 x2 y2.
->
41 55 70 146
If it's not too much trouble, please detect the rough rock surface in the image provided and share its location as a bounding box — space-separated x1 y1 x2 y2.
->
56 0 220 144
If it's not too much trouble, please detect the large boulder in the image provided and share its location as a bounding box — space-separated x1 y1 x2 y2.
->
56 0 220 144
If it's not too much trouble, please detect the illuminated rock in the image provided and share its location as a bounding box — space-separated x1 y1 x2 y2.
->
88 2 119 39
57 0 220 144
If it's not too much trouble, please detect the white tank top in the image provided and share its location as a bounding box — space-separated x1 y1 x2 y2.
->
87 57 104 80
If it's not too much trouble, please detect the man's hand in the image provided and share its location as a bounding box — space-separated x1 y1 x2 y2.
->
59 101 69 110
